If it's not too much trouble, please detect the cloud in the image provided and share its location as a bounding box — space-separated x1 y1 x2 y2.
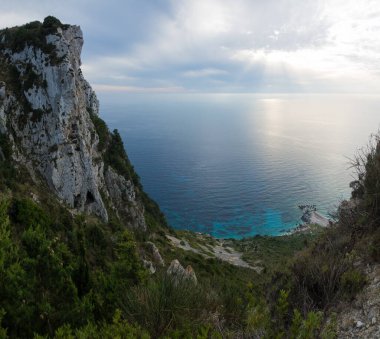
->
182 68 228 78
0 12 38 28
93 84 185 93
1 0 380 92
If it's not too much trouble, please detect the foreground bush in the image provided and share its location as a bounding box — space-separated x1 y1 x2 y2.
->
121 273 218 337
290 226 366 311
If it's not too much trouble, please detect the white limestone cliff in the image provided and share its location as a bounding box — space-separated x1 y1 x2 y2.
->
0 23 146 230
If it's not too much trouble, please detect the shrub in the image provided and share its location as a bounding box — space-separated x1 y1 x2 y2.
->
0 17 65 62
42 16 62 29
340 269 366 299
350 133 380 220
291 228 352 310
0 310 7 338
104 129 137 183
369 229 380 261
275 289 289 328
89 112 109 151
10 198 51 229
53 310 150 339
121 273 216 337
0 134 12 160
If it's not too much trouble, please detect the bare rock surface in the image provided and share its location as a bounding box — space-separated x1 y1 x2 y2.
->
166 234 262 272
146 241 165 267
167 259 197 284
0 23 146 230
142 259 156 274
335 264 380 338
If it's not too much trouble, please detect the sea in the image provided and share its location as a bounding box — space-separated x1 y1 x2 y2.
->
98 93 380 239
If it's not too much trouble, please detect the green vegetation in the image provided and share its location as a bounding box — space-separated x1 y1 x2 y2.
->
1 108 378 337
89 111 109 151
0 193 146 338
1 22 379 334
0 16 67 61
104 129 140 186
231 228 322 270
350 133 380 219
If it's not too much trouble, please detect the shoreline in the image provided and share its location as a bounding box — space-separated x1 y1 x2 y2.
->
172 206 332 240
309 210 330 227
283 210 331 235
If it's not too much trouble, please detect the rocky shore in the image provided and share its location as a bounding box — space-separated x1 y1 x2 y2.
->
284 205 331 235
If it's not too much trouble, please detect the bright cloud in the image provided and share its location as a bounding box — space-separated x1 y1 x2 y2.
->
1 0 380 93
182 68 228 78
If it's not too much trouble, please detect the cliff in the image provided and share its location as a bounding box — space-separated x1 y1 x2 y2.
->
0 17 146 229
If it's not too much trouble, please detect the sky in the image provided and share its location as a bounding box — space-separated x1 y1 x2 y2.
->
1 0 380 94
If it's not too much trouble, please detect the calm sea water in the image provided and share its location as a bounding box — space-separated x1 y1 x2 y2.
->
99 93 380 238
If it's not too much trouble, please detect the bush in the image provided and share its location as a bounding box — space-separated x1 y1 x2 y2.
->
89 112 109 151
53 310 150 339
369 229 380 261
42 16 62 29
290 310 323 339
121 273 216 337
104 129 137 183
0 17 64 62
350 133 380 220
340 269 366 299
291 228 352 310
10 198 51 229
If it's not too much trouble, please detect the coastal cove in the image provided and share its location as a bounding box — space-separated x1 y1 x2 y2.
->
100 93 380 238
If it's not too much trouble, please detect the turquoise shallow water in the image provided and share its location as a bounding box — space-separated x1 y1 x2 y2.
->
99 93 380 238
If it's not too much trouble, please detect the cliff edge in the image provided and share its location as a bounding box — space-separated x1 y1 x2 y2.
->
0 17 146 229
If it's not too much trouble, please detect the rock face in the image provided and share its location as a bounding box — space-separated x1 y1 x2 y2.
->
167 259 197 284
142 259 156 274
0 20 146 230
335 264 380 338
146 241 165 267
0 82 5 100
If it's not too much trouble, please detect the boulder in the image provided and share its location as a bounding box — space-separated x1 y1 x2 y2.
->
142 259 156 274
167 259 197 285
185 265 197 284
146 241 165 266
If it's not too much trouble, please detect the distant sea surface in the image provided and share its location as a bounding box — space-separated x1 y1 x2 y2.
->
100 93 380 238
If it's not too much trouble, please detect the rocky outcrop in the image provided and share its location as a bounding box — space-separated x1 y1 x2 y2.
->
146 241 165 267
104 167 146 229
0 82 5 100
335 264 380 338
0 19 146 230
143 259 156 274
167 259 197 284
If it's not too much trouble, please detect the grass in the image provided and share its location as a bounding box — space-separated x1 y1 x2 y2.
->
230 227 323 270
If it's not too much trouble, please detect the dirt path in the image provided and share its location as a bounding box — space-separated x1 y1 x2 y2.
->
166 234 263 272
